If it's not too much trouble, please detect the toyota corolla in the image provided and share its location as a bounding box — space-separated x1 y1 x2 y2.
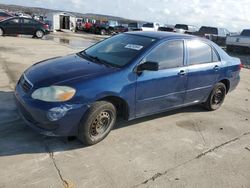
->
15 32 241 145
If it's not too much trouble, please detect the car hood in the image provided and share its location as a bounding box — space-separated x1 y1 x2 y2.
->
25 54 115 87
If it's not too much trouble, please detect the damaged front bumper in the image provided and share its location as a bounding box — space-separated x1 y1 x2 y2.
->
15 84 89 137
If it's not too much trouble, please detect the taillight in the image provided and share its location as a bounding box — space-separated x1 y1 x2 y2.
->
240 63 243 70
43 24 49 30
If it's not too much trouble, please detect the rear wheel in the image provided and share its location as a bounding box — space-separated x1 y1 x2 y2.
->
35 30 44 38
204 82 226 111
78 101 117 145
0 28 3 36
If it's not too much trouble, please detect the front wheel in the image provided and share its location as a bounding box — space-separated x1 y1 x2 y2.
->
204 83 226 111
35 30 44 38
78 101 117 145
0 28 3 36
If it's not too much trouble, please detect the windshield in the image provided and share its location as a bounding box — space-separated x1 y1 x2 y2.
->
199 27 218 35
81 34 156 67
175 24 188 30
142 23 154 28
241 30 250 36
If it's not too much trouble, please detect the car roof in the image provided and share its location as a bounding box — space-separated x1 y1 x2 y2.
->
126 31 197 40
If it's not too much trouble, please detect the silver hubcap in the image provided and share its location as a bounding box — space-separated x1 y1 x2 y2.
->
90 111 112 138
36 30 43 38
0 29 3 36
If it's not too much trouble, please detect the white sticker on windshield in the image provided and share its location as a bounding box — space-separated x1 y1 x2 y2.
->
125 44 144 51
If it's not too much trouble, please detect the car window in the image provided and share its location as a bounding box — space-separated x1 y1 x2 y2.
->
7 18 19 24
218 28 225 36
199 27 218 35
241 30 250 36
187 40 214 65
0 12 9 16
23 19 35 24
142 23 154 28
175 24 188 30
128 23 138 28
144 40 184 69
84 33 156 67
212 49 220 62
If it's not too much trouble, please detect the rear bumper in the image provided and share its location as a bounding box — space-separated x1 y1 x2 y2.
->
15 84 89 137
44 30 50 35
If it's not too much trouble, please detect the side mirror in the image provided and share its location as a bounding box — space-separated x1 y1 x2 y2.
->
137 61 159 72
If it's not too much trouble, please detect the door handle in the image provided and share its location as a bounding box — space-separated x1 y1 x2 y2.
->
214 65 220 71
179 70 186 76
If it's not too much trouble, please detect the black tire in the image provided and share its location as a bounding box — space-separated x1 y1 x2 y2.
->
35 30 44 38
78 101 117 145
0 28 3 36
204 82 226 111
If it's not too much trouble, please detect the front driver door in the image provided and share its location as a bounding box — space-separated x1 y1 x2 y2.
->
21 18 36 35
4 18 21 34
135 40 188 117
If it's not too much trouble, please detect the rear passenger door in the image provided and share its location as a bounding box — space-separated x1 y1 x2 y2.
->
21 18 37 35
184 40 221 104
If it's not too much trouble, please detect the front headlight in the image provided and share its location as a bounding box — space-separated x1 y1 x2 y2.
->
31 86 76 102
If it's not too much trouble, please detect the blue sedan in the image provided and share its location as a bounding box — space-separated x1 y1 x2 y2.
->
15 31 241 145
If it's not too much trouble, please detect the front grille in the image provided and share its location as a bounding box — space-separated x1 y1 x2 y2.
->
19 74 33 93
16 97 58 131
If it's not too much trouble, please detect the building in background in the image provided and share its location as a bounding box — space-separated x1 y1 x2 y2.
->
46 12 76 32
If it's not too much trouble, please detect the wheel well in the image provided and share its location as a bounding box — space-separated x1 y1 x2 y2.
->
219 79 230 93
98 96 129 120
0 27 4 33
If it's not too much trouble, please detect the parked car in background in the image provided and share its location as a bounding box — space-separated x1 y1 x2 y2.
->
76 18 83 31
0 17 50 38
0 11 13 21
83 22 93 32
15 31 241 145
141 22 160 31
174 24 198 34
16 13 32 18
158 24 174 32
93 20 118 35
226 29 250 52
193 26 230 46
128 22 143 31
113 25 128 34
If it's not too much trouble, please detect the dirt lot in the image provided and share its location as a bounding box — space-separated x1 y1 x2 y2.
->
0 34 250 188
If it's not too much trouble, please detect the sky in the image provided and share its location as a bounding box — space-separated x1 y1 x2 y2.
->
0 0 249 31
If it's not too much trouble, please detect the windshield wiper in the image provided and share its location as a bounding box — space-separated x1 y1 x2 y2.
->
80 51 119 68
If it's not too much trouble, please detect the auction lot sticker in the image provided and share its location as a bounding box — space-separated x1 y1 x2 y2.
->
125 44 144 50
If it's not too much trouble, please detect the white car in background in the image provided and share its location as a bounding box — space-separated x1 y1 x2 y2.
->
226 29 250 52
141 22 160 31
174 24 198 34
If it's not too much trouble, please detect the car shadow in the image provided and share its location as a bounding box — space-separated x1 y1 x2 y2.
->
0 90 207 157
